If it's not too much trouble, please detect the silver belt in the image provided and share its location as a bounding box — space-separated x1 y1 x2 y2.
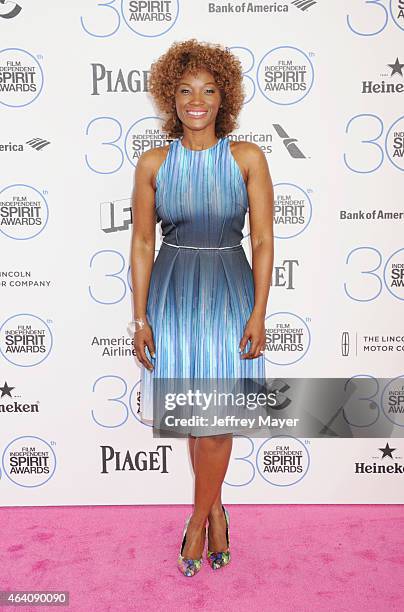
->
162 239 241 251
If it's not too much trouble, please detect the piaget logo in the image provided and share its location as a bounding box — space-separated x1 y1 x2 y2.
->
100 444 172 473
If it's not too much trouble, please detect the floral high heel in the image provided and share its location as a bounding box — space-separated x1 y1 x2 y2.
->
177 516 205 577
207 505 231 570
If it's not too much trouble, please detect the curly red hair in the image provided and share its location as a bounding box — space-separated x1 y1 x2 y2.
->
148 39 245 139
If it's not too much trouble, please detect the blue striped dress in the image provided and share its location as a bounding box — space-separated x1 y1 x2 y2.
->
140 135 266 435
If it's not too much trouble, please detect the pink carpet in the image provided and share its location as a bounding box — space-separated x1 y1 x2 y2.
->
1 504 403 611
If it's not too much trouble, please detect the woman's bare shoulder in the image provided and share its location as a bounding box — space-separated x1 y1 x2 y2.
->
230 139 266 162
229 139 267 183
136 143 171 188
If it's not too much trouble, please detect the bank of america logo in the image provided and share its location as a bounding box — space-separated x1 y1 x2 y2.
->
26 137 51 151
291 0 317 10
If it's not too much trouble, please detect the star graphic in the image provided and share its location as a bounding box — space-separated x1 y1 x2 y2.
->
0 381 15 398
379 442 396 459
388 57 404 77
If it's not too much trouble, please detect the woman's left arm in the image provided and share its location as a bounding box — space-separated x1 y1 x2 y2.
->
239 143 274 360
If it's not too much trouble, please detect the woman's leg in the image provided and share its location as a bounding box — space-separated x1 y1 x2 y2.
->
189 437 226 512
182 434 233 558
189 436 229 550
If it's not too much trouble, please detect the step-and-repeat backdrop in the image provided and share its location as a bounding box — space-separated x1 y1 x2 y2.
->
1 1 403 505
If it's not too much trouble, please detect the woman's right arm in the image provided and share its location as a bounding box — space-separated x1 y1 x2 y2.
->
130 150 158 371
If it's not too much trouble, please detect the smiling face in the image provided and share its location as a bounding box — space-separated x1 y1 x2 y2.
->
174 68 222 135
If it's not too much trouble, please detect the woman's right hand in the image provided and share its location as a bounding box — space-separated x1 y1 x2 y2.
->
133 322 156 371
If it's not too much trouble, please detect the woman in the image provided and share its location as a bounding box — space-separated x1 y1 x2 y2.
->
130 39 274 576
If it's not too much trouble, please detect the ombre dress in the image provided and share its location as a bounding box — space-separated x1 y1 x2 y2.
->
140 135 266 436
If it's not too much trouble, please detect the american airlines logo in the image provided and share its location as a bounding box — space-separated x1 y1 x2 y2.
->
272 124 306 158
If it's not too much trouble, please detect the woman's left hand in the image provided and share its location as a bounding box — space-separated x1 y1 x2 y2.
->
239 311 266 359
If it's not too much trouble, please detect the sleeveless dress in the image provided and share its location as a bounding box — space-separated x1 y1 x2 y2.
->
139 135 266 436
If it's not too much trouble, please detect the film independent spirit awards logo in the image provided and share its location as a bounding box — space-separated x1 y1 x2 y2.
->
256 436 310 487
0 184 49 241
2 436 56 488
0 314 53 367
0 47 43 107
